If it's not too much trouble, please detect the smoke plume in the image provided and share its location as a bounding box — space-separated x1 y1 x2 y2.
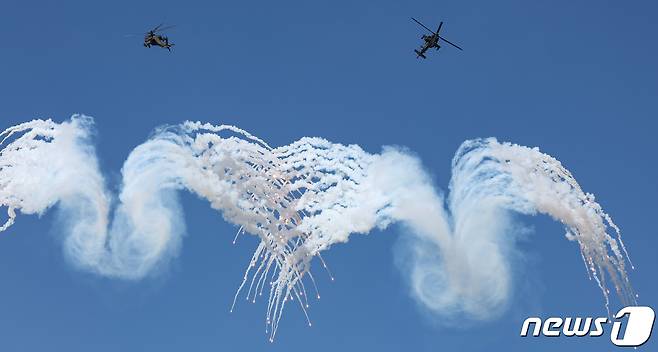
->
0 115 634 340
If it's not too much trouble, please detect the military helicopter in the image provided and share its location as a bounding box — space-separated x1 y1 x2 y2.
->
411 18 462 59
143 24 175 51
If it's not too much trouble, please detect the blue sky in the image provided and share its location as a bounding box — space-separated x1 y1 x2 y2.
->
0 0 657 351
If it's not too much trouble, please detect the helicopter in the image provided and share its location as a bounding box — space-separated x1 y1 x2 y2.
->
411 18 462 59
143 24 175 51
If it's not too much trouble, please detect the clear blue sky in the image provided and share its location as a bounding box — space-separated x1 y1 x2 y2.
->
0 0 656 351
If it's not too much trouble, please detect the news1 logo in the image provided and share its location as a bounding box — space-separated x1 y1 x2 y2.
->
520 306 655 347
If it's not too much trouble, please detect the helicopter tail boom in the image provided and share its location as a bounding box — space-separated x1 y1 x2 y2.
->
414 50 427 59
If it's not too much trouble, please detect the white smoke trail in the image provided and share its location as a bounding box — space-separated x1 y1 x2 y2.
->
397 138 636 321
449 139 635 312
0 117 112 273
0 116 635 340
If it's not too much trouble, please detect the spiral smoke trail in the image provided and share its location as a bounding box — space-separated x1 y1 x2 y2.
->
0 115 635 340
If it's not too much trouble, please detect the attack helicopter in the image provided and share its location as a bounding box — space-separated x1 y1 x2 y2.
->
143 24 175 51
411 18 462 59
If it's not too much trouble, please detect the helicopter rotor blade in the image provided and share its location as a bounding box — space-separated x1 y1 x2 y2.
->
411 17 436 34
438 35 463 50
151 23 164 32
155 24 176 33
436 21 443 34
